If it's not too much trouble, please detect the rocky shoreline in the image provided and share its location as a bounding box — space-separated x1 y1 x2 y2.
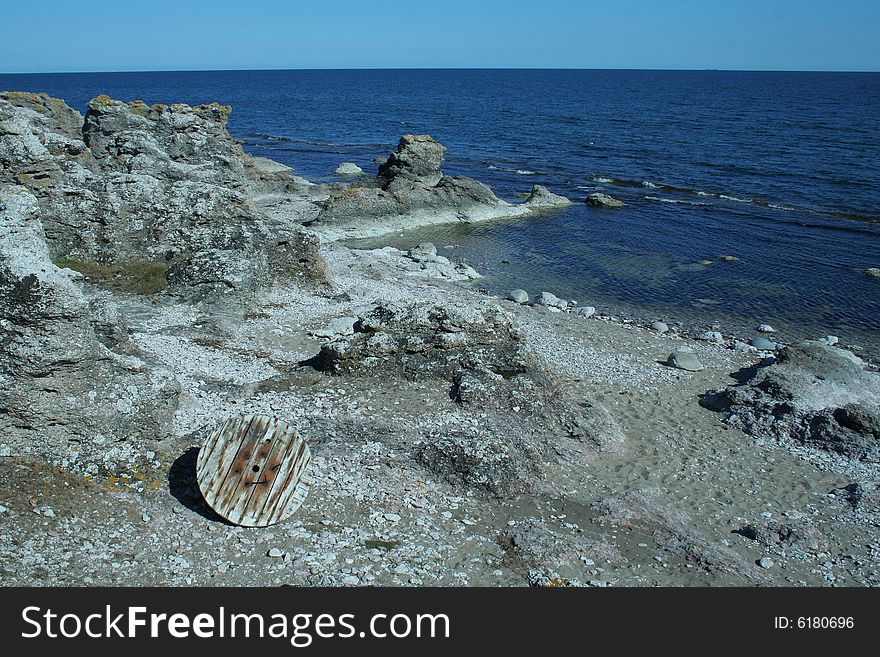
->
1 92 877 587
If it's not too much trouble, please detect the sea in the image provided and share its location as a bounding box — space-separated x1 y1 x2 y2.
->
2 69 878 353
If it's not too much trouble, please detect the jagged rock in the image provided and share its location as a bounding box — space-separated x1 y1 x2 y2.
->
0 185 180 473
499 519 622 582
829 482 880 513
819 335 839 346
377 134 446 188
415 431 530 497
735 520 828 553
334 162 364 177
523 185 572 209
573 306 596 318
308 135 537 240
718 340 880 461
0 92 325 298
407 242 438 261
586 192 625 208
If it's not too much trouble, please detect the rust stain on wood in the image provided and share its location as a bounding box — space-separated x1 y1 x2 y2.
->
196 415 312 527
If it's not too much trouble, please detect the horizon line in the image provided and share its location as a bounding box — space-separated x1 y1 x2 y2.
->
1 65 879 75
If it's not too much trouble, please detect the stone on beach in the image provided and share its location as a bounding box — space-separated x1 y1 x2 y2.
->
407 242 438 261
573 306 596 318
312 316 358 338
508 289 529 304
334 162 364 176
751 336 777 351
717 340 880 461
667 349 704 372
650 321 669 333
538 291 568 310
586 192 625 208
697 330 724 344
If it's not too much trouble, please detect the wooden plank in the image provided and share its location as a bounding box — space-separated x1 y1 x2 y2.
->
195 415 312 527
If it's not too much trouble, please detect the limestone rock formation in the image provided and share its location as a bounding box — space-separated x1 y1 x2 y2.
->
716 340 880 461
0 91 324 298
304 301 623 496
309 135 575 240
0 186 180 473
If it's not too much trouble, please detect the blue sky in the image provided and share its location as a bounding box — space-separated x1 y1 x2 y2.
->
2 0 878 73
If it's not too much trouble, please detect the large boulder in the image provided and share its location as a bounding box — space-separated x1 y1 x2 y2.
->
716 340 880 461
0 185 180 474
377 134 446 188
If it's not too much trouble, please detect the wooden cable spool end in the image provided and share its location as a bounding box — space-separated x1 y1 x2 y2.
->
196 415 312 527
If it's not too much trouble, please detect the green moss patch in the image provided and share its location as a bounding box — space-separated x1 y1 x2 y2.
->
54 257 169 295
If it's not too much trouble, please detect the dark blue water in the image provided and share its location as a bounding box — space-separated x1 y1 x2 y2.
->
3 70 879 351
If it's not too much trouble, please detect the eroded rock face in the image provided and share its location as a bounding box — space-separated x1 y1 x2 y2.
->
0 91 325 297
377 134 446 188
309 135 532 240
0 186 180 473
306 301 623 497
717 341 880 461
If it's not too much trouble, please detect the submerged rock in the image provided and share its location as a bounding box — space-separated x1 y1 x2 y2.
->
586 192 625 208
864 267 880 278
717 340 880 461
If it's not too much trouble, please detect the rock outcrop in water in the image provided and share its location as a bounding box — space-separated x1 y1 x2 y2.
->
712 340 880 462
308 134 569 240
0 92 325 299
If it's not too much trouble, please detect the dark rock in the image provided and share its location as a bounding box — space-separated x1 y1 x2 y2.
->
586 192 625 208
718 340 880 461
